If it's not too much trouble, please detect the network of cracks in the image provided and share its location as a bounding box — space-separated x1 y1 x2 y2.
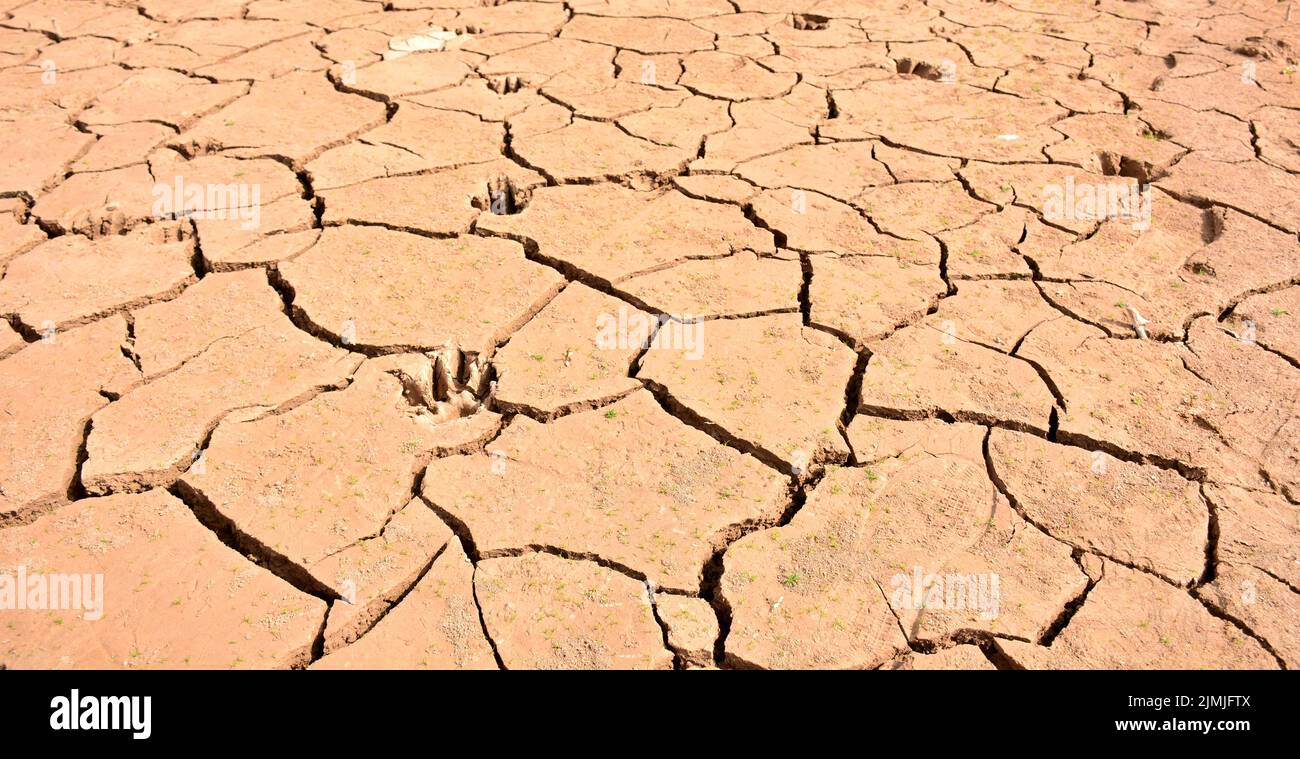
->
0 0 1297 670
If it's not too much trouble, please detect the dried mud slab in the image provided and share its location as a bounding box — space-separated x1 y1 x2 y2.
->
946 214 1047 288
1195 563 1297 668
423 391 788 592
73 123 176 174
492 283 651 420
681 50 798 100
197 33 332 81
0 225 194 331
0 116 96 196
121 17 307 66
617 95 732 149
406 77 546 122
733 142 892 202
656 594 718 667
542 71 689 121
1044 113 1186 179
7 1 157 42
1160 153 1300 233
748 188 939 262
0 489 325 669
312 498 452 653
996 64 1125 115
901 645 997 670
176 360 476 590
720 467 911 667
79 68 248 130
1016 318 1263 489
0 214 47 266
988 428 1208 586
854 181 994 240
840 420 1084 641
29 164 159 235
278 226 564 354
808 254 946 349
1225 287 1300 366
1206 485 1300 592
144 149 320 268
639 314 856 471
1253 106 1300 174
618 251 802 319
0 64 132 119
205 226 321 271
0 321 22 359
149 150 306 202
458 1 569 36
1036 204 1298 340
307 106 506 190
476 36 611 83
574 0 732 21
1183 320 1300 500
313 538 498 670
476 552 673 669
82 315 362 494
672 174 760 205
826 81 1068 163
871 143 959 183
0 29 52 69
0 317 138 525
997 563 1277 670
334 51 476 99
319 158 545 235
694 103 816 173
858 320 1056 432
927 280 1060 353
801 45 885 106
131 270 285 379
948 26 1091 70
845 415 978 466
512 118 695 183
1135 99 1255 164
177 71 387 165
959 161 1141 236
562 14 714 54
477 184 773 285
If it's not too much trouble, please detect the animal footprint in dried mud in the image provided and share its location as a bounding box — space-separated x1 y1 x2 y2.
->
476 176 528 216
895 58 951 81
792 13 829 31
490 76 523 94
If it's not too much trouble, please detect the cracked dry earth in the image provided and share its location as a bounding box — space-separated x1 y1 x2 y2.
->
0 0 1296 672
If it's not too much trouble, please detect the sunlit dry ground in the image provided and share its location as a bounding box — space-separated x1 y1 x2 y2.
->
0 0 1297 670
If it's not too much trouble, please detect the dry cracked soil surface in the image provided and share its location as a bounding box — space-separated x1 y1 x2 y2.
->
0 0 1296 670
